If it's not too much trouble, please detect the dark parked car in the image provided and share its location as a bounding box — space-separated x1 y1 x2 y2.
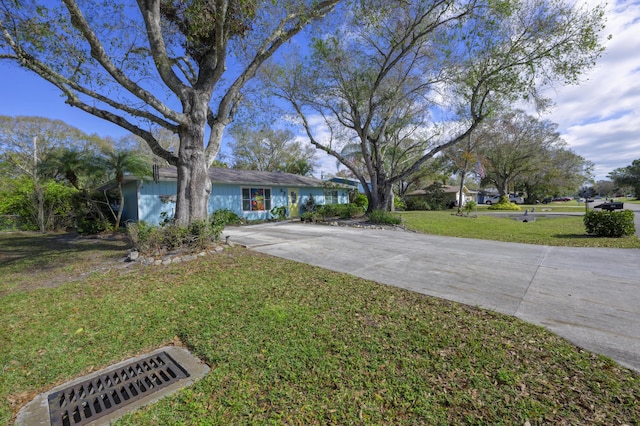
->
552 196 572 202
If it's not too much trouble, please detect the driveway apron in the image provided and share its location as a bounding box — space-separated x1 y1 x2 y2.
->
224 222 640 373
627 202 640 237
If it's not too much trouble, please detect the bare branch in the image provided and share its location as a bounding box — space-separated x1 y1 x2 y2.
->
64 90 178 165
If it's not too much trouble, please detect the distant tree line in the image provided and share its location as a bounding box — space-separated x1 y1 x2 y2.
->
609 160 640 199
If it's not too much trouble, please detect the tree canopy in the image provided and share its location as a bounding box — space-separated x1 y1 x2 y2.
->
609 159 640 198
1 0 340 225
474 110 591 201
229 124 316 175
268 0 607 211
0 115 107 181
0 115 150 231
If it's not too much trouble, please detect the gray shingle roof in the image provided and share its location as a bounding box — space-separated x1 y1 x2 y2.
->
157 166 327 187
97 166 346 191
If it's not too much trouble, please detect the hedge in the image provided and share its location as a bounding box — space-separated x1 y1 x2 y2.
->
584 209 635 237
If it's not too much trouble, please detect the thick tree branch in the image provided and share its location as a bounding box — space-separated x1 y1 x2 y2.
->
62 0 183 124
136 0 189 99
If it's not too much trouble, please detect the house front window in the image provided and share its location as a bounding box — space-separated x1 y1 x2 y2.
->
324 190 339 204
242 188 271 211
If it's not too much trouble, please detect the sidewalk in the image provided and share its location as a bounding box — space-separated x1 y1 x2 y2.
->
224 222 640 373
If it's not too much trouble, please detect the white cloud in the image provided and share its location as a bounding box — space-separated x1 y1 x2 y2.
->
545 0 640 180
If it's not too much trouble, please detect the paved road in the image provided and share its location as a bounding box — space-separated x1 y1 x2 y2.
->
223 220 640 373
626 202 640 237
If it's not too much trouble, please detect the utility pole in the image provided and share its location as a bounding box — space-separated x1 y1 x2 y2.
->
33 136 38 171
32 136 46 232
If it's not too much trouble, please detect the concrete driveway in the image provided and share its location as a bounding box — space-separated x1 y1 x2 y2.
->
224 221 640 373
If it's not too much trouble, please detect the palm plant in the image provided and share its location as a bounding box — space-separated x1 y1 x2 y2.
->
39 148 89 190
38 147 109 226
101 150 151 230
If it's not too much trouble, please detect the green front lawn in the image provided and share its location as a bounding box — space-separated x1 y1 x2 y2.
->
398 210 640 248
1 232 639 425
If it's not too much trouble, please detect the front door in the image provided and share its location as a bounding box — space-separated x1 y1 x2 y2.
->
288 188 299 217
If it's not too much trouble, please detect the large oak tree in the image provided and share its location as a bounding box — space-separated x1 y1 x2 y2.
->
268 0 607 211
1 0 340 225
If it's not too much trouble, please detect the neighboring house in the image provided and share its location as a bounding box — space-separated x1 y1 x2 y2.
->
405 185 477 206
326 176 371 194
98 167 349 225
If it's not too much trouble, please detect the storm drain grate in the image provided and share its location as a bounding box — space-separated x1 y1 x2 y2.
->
47 351 190 426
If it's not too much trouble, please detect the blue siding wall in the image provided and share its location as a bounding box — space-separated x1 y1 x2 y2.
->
270 188 288 218
299 188 323 210
121 181 140 223
138 180 178 225
126 180 349 225
298 188 350 209
209 184 289 221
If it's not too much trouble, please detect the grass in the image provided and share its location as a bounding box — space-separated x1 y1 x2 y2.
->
1 232 639 425
398 210 640 248
0 232 132 295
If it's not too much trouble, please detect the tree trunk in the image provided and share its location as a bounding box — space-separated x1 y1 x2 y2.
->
34 183 46 233
174 124 212 226
84 189 107 223
384 185 393 211
366 191 378 214
390 187 395 212
115 181 124 231
496 177 509 198
367 183 394 212
457 169 466 214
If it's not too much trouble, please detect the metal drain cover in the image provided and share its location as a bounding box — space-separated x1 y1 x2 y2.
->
48 351 188 426
15 346 210 426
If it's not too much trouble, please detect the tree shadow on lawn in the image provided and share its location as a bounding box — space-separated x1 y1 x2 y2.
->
551 233 596 239
0 232 131 262
0 232 133 294
551 233 639 241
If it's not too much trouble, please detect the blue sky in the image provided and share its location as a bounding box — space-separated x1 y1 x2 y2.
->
1 0 639 181
0 63 130 137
